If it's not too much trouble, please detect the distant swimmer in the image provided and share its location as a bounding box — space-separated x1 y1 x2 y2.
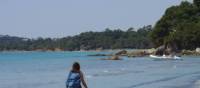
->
66 62 88 88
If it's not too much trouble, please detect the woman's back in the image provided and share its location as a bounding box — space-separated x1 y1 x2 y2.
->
66 71 81 88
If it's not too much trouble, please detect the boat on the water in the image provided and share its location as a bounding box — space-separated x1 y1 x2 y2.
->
150 54 182 60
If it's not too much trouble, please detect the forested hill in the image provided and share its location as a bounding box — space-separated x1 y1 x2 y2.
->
150 0 200 50
0 25 153 51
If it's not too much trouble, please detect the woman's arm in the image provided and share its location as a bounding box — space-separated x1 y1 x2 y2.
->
80 71 88 88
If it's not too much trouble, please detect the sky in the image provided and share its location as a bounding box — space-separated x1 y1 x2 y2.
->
0 0 192 38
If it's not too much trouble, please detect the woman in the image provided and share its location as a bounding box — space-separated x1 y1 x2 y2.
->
66 62 88 88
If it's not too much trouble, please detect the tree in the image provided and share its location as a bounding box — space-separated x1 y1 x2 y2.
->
194 0 200 8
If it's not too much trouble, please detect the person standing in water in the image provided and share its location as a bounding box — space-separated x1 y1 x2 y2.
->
66 62 88 88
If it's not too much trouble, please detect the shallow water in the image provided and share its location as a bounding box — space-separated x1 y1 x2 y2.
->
0 51 200 88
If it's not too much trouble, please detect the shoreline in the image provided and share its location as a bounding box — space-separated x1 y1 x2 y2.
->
0 48 200 56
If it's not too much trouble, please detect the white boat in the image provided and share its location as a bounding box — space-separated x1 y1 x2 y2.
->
150 54 182 60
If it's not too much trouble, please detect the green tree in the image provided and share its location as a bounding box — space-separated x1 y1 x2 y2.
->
194 0 200 8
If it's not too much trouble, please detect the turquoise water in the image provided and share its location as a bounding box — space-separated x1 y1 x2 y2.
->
0 51 200 88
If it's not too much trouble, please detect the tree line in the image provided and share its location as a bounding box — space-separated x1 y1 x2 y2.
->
0 25 153 51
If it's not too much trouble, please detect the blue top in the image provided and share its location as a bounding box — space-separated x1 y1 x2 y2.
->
66 71 81 88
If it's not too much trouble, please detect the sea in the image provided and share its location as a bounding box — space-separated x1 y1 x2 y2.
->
0 51 200 88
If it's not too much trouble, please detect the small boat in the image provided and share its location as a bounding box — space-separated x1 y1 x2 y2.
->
150 54 182 60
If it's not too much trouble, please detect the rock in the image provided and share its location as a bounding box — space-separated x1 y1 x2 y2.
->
196 48 200 53
127 54 136 57
88 54 108 56
54 48 63 51
146 48 156 54
101 55 121 60
110 55 121 60
126 50 150 57
155 45 166 55
96 47 103 51
181 50 198 55
115 50 127 55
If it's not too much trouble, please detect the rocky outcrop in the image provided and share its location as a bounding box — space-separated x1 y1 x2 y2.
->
88 54 111 56
115 50 127 55
96 47 103 51
181 49 200 55
54 48 63 51
155 45 166 55
115 49 156 57
196 48 200 53
126 50 150 57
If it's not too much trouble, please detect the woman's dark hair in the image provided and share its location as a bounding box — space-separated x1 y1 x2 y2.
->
72 62 80 71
